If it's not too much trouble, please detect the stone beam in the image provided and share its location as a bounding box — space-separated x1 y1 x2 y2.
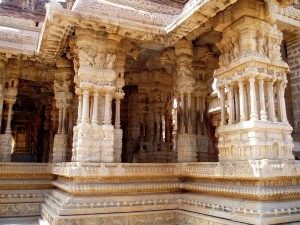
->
38 0 239 65
0 16 41 61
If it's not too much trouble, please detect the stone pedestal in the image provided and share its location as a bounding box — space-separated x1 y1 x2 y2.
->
52 134 68 163
72 124 114 162
217 121 294 162
114 128 122 163
196 135 210 161
0 134 13 162
177 133 197 163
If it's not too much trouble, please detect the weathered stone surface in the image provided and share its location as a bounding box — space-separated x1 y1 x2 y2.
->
0 0 299 225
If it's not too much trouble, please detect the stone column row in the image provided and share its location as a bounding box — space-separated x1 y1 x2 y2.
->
220 77 288 125
180 93 205 135
77 89 114 126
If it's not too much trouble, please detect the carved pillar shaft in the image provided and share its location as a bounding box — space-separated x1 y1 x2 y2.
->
115 98 121 129
58 108 62 134
92 92 99 125
259 79 267 121
155 112 160 142
98 95 105 124
220 88 226 125
0 93 3 132
62 107 67 134
103 92 112 125
244 84 249 120
159 113 162 141
68 109 73 134
180 93 185 133
81 90 90 123
234 87 240 123
228 85 235 124
187 93 192 133
77 95 82 124
89 96 94 121
267 82 276 122
200 96 205 134
5 102 13 134
249 77 258 120
278 83 288 123
196 96 201 134
238 80 245 122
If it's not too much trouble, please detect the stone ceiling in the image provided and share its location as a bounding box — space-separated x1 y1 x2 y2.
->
0 0 299 68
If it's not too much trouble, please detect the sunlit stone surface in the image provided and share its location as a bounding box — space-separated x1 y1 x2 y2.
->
0 0 300 224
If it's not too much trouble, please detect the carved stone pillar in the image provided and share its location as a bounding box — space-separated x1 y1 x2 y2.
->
62 107 67 134
219 87 226 126
0 60 6 133
0 84 4 132
57 108 63 134
72 28 121 163
0 75 18 162
234 87 239 123
267 81 276 122
196 95 201 134
92 92 99 125
187 92 193 133
175 38 197 163
227 85 235 124
76 93 82 125
278 82 288 123
114 91 125 163
103 92 112 125
5 100 14 134
258 78 267 121
52 64 73 163
238 80 245 122
249 77 258 121
81 90 90 124
214 13 293 162
180 92 185 133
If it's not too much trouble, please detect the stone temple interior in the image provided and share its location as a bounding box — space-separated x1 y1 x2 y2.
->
0 0 300 224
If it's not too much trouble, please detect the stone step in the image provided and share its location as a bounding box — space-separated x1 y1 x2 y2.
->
0 217 47 225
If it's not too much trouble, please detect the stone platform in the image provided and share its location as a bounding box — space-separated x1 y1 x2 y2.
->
0 217 47 225
1 162 300 225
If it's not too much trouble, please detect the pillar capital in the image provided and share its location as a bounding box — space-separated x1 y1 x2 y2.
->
54 78 73 110
114 91 125 100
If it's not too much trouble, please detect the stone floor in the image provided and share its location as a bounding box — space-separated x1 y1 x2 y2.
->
0 217 48 225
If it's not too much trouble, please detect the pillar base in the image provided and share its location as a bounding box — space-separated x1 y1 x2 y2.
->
177 133 197 163
0 133 13 162
196 135 210 161
217 120 294 162
72 123 114 162
114 129 122 163
52 134 68 163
